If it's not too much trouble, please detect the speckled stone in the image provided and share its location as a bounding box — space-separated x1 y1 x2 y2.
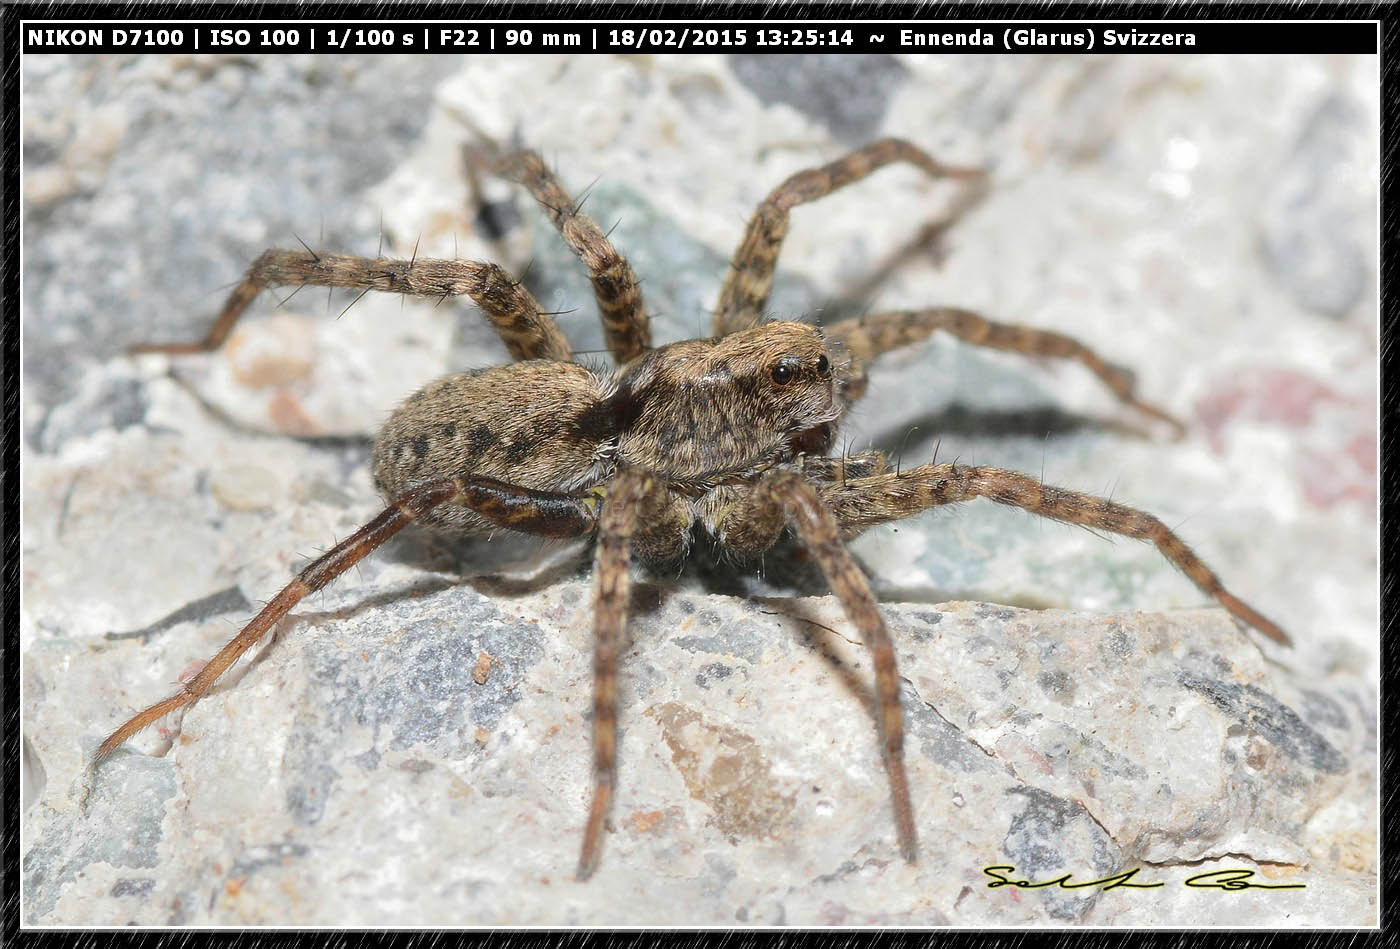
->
23 589 1374 925
23 53 1376 926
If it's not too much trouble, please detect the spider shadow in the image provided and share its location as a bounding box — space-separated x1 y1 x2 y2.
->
665 531 842 602
670 528 1043 611
375 516 1055 623
751 595 882 724
349 470 1080 664
376 526 594 598
217 574 467 694
864 402 1155 460
86 572 468 782
379 528 686 643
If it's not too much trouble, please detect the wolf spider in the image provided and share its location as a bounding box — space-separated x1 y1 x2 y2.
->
96 137 1290 879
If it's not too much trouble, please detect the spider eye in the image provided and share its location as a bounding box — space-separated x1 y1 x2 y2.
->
771 363 794 385
816 354 830 377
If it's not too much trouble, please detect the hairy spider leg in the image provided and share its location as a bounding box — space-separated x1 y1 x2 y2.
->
792 451 892 486
129 252 572 363
819 461 1291 646
713 137 985 338
483 147 651 365
580 469 648 878
716 470 919 865
838 173 992 307
825 308 1185 434
577 469 695 879
93 476 601 765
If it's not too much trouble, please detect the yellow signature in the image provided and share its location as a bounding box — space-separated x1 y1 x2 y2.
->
983 865 1306 891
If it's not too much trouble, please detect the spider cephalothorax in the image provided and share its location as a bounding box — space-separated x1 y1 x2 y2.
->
374 321 842 499
98 138 1290 880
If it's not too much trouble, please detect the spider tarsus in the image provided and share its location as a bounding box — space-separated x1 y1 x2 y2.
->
578 783 612 881
884 743 919 864
95 690 193 765
1143 404 1189 441
1218 591 1292 648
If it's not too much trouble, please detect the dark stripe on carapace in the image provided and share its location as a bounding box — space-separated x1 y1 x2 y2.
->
566 381 649 444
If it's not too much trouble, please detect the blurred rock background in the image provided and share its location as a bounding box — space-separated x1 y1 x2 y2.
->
22 53 1376 925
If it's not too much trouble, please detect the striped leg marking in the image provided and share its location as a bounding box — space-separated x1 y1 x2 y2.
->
822 462 1290 646
825 308 1184 433
723 470 918 864
129 250 572 364
487 148 651 365
578 469 662 879
713 138 984 337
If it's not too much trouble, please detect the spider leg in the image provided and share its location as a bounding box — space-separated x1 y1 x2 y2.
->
794 451 891 485
579 469 686 879
713 138 984 338
839 177 990 306
94 476 601 766
820 461 1291 646
479 146 650 365
825 309 1185 435
129 251 572 364
716 471 917 865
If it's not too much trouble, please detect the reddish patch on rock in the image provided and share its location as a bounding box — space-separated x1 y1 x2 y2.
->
226 316 317 388
472 651 493 685
627 809 665 834
1296 431 1377 510
1194 368 1348 453
267 389 322 437
1194 367 1375 511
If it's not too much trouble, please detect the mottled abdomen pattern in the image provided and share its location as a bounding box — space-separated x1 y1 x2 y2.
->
372 361 614 533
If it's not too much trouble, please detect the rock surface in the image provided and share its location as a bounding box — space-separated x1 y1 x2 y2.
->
22 589 1376 925
22 54 1376 926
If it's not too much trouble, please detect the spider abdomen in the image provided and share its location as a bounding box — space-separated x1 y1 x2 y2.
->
372 360 615 533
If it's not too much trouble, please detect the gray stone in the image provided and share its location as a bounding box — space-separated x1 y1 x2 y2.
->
22 591 1375 925
1257 93 1372 320
728 54 909 144
22 54 461 427
23 53 1375 926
